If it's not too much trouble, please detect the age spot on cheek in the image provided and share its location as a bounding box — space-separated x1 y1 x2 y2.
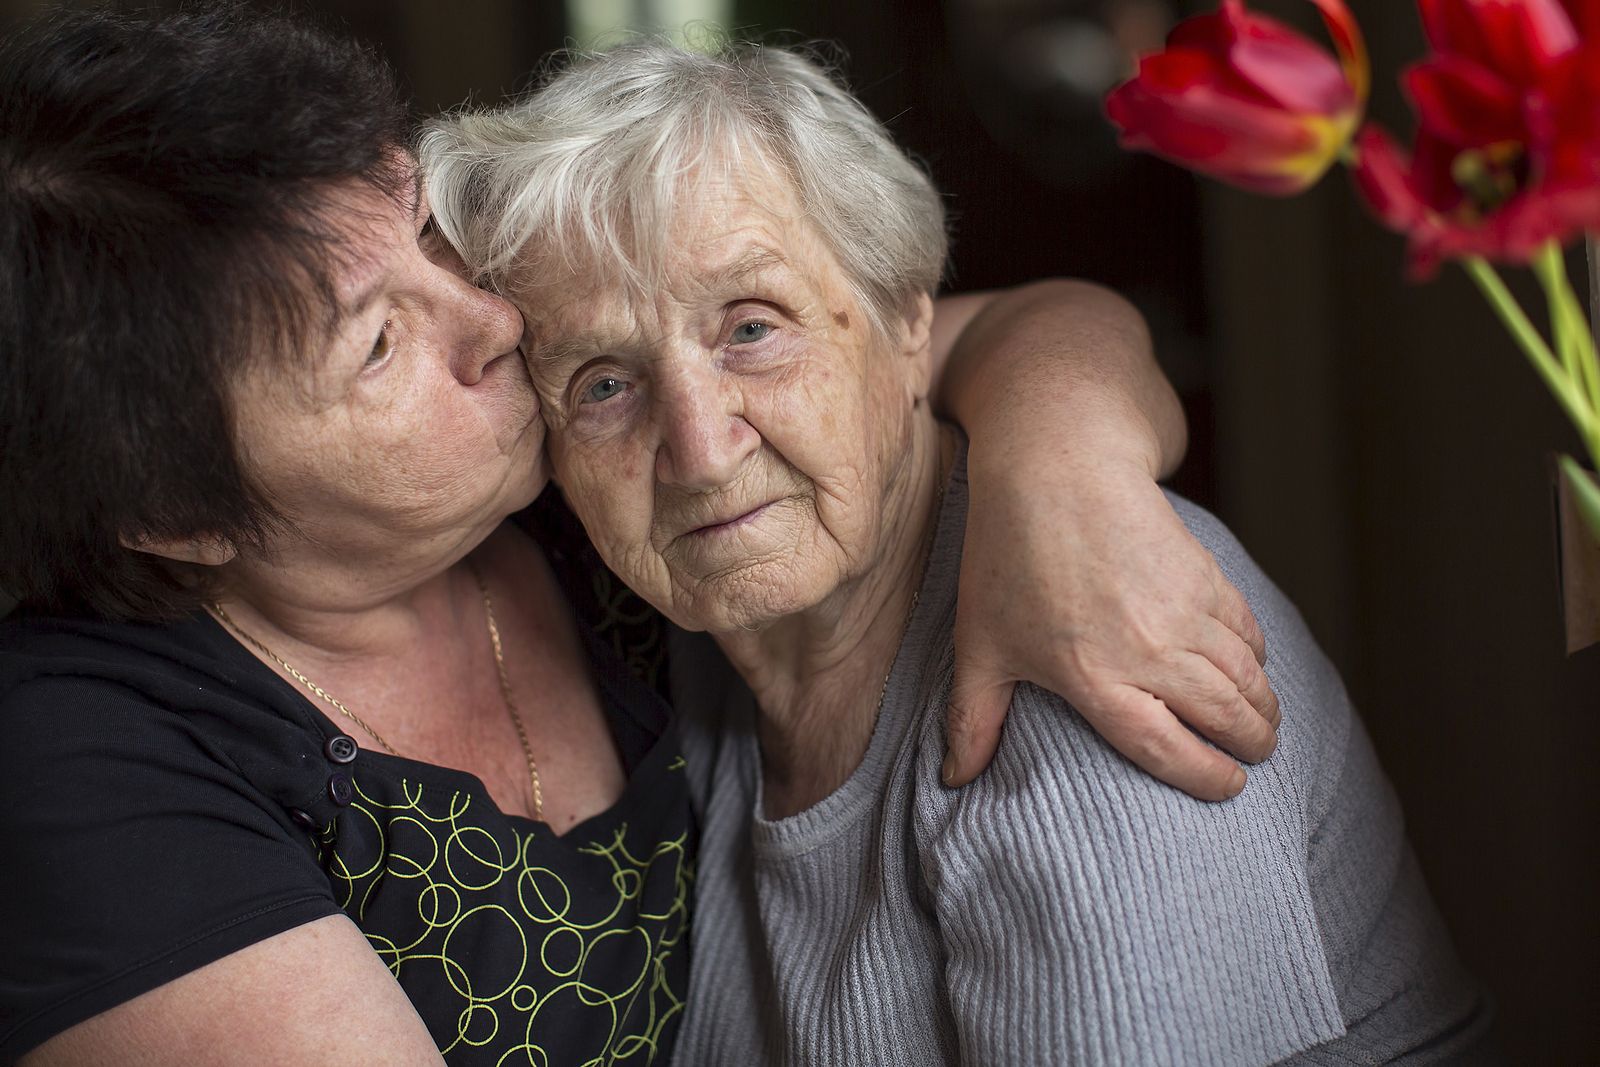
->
832 309 850 330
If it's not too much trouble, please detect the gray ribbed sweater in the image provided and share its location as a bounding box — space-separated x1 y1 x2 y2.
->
669 448 1494 1066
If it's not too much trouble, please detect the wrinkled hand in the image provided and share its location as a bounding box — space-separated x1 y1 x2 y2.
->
945 447 1281 801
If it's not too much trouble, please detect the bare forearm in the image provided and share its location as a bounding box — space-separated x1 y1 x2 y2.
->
931 279 1186 479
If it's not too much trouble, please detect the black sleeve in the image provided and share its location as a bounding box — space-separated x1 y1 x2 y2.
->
0 675 342 1063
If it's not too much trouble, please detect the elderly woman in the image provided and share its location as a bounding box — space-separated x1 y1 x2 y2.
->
0 9 1288 1067
425 42 1496 1065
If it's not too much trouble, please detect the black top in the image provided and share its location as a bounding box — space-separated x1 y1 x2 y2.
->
0 498 694 1065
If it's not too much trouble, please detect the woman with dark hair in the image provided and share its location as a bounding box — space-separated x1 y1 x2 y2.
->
1 7 1279 1066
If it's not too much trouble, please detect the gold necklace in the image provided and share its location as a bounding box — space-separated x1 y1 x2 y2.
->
209 562 544 822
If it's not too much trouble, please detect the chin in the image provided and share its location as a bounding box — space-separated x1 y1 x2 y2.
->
677 565 826 635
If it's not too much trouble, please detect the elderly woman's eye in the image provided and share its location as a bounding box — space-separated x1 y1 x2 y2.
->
366 321 392 367
583 377 627 403
731 321 772 344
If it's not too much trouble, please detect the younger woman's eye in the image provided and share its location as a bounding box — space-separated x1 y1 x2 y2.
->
366 321 393 367
583 377 627 403
731 321 772 344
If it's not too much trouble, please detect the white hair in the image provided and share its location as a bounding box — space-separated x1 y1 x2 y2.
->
417 40 948 339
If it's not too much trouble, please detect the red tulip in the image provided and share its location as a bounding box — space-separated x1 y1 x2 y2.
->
1353 0 1600 275
1418 0 1579 86
1561 0 1600 38
1105 0 1369 195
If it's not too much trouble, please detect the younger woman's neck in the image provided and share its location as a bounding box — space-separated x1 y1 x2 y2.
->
208 522 507 664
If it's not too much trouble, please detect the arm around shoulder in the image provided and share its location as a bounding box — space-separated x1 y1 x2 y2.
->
925 282 1283 800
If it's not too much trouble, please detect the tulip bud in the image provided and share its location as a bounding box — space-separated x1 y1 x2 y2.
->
1105 0 1368 195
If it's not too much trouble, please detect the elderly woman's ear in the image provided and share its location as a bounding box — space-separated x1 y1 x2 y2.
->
118 531 238 567
900 291 938 403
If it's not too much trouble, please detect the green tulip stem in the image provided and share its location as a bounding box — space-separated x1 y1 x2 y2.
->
1532 244 1583 383
1531 243 1600 443
1462 256 1599 453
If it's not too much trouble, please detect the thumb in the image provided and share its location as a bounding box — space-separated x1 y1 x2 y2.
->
942 662 1017 788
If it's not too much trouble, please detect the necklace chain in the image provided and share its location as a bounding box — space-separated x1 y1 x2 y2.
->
209 562 544 822
474 566 545 822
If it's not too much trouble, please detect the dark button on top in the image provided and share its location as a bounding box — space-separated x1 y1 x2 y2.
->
327 772 355 807
289 808 318 831
324 734 359 764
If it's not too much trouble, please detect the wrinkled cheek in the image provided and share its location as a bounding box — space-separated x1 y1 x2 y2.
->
380 426 506 521
770 363 842 440
561 467 657 578
807 467 877 569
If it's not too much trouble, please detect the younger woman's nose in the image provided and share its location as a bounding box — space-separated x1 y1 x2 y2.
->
448 273 525 385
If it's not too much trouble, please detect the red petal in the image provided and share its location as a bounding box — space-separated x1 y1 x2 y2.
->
1351 124 1430 231
1532 44 1600 183
1424 182 1600 265
1418 0 1579 86
1106 72 1334 194
1169 1 1354 115
1404 57 1525 144
1410 129 1471 214
1560 0 1600 39
1307 0 1370 104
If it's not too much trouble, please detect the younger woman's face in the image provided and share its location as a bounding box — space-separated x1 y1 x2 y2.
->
228 170 548 576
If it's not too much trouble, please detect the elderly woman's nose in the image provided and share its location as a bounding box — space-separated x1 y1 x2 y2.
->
653 383 759 490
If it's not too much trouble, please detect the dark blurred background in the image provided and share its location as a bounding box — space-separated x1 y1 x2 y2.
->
3 0 1596 1058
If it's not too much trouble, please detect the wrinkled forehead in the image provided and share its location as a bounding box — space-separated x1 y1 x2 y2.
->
509 165 831 340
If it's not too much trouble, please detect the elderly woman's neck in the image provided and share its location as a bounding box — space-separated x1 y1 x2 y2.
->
721 420 956 820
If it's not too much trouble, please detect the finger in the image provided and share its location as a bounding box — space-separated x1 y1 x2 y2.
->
1213 573 1268 667
1081 684 1247 801
1195 617 1281 731
943 666 1018 788
1239 660 1282 732
1153 653 1278 764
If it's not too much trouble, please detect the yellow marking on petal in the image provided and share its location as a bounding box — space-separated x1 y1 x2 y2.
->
1250 111 1361 188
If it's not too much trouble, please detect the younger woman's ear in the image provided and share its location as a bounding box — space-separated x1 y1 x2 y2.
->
119 532 238 567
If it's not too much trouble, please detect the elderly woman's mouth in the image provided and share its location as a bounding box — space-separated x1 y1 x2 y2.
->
682 500 779 539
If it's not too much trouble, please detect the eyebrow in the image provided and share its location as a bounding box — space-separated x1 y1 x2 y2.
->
336 170 427 326
534 334 600 370
531 245 796 368
704 246 791 294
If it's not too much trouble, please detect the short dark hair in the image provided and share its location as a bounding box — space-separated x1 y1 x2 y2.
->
0 5 412 620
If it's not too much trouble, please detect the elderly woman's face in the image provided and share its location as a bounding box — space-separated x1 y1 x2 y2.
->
229 174 547 565
521 171 934 632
